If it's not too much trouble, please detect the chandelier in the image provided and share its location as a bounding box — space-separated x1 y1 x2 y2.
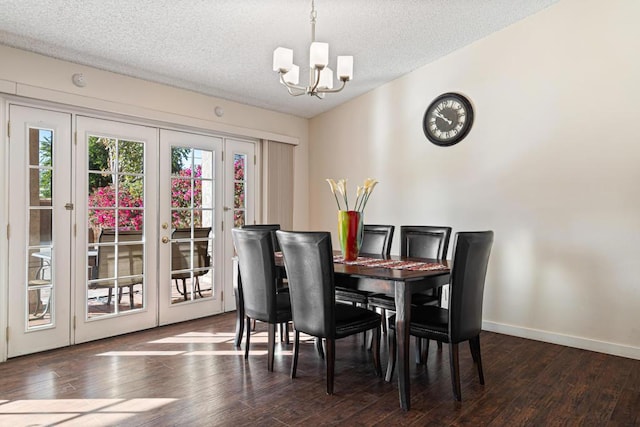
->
272 0 353 98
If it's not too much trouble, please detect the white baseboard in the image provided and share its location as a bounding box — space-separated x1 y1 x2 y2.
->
482 320 640 361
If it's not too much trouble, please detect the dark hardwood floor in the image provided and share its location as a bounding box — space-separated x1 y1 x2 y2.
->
1 312 639 426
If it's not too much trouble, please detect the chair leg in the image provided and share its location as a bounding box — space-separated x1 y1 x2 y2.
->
415 336 422 364
278 322 289 343
380 308 387 334
420 338 431 364
195 276 204 298
372 326 382 377
175 279 187 300
267 323 276 372
361 303 368 349
469 335 485 385
129 285 134 308
234 288 244 348
284 322 290 345
449 342 462 401
244 317 251 360
367 309 385 351
415 337 431 365
326 338 335 395
291 330 300 378
315 337 325 360
107 288 113 305
385 326 397 382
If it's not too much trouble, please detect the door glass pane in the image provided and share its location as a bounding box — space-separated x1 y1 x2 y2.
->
27 128 54 329
170 147 214 304
87 136 145 318
233 153 246 228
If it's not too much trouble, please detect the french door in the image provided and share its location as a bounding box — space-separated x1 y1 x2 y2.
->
7 105 72 357
222 138 256 312
5 104 254 356
158 129 223 325
74 116 159 343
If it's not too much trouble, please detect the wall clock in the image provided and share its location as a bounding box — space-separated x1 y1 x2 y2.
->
423 92 474 146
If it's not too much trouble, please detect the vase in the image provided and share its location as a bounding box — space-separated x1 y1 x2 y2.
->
337 210 363 261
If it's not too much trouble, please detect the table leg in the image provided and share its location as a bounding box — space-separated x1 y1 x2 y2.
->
234 271 245 348
395 280 411 411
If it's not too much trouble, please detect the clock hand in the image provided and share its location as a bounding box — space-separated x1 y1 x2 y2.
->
434 112 452 125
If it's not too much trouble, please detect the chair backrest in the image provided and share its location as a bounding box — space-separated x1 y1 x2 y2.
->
97 229 144 286
360 224 395 257
276 230 336 339
448 231 494 343
242 224 281 252
232 228 279 323
400 225 452 259
171 227 211 279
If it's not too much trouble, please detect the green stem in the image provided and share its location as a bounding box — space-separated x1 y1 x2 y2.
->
360 192 371 211
333 192 342 210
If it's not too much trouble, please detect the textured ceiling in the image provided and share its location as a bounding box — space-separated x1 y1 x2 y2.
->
0 0 558 118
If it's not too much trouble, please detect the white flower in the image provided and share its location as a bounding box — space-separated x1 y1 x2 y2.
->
326 177 378 212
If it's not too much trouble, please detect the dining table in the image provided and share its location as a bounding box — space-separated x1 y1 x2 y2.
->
233 251 451 411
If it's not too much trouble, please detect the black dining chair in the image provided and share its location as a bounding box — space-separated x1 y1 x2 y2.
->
242 224 290 340
335 225 395 309
276 230 382 395
367 225 452 358
242 224 282 251
232 228 292 372
385 231 494 401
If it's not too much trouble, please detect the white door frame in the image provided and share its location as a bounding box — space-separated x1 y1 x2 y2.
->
0 98 6 362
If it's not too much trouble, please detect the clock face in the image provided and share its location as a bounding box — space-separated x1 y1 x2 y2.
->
423 93 474 146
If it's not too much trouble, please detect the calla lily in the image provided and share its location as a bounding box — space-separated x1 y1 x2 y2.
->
327 177 378 212
326 178 338 194
337 179 349 209
326 178 342 209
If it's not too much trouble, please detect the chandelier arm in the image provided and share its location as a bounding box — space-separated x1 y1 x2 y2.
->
279 73 307 95
315 79 347 94
309 67 322 95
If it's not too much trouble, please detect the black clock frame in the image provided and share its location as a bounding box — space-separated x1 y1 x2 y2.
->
423 92 474 147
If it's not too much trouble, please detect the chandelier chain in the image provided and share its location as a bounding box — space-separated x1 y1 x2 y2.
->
310 0 317 43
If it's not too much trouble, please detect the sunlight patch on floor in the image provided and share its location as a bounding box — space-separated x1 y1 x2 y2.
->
0 398 177 427
94 329 314 358
96 351 185 356
185 350 267 356
149 336 233 344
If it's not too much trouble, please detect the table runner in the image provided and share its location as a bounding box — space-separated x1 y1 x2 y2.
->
332 255 447 271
